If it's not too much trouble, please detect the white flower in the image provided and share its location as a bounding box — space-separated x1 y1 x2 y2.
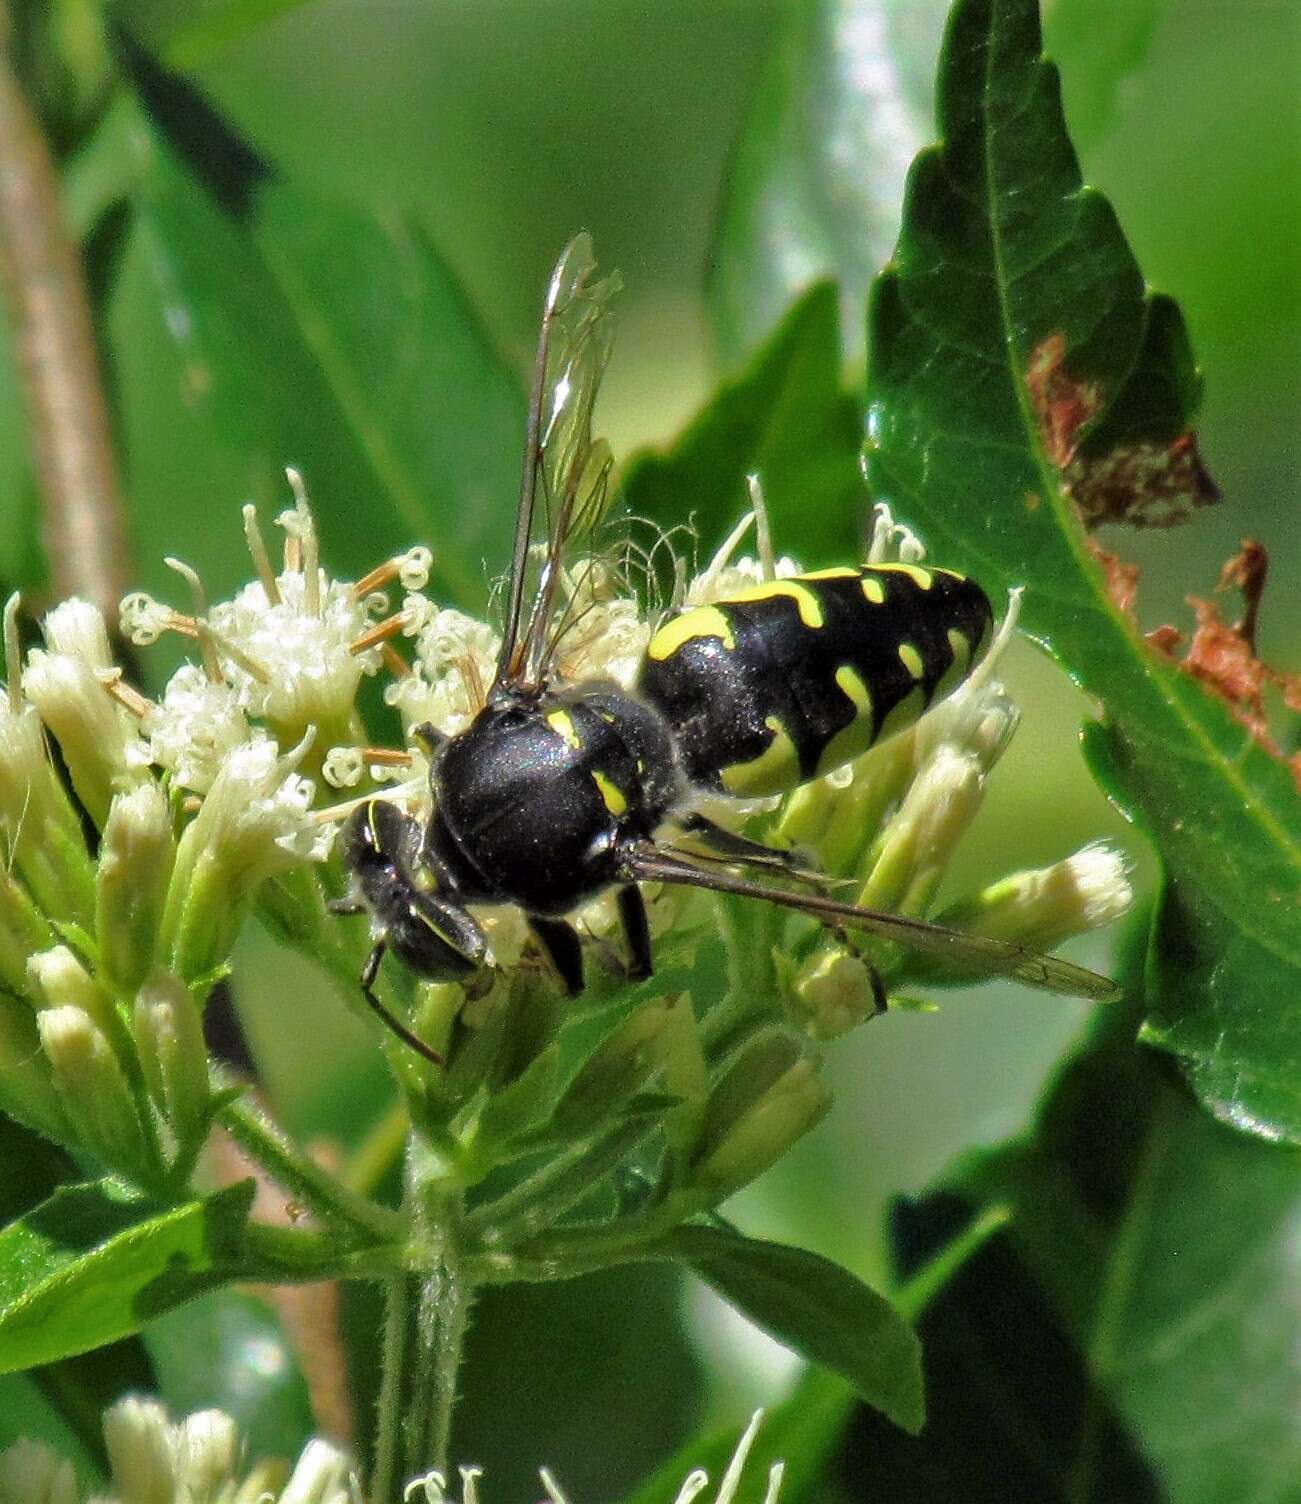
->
402 608 501 736
143 664 251 794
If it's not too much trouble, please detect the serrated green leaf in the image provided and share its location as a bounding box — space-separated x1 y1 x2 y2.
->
659 1224 923 1433
110 44 522 609
0 1179 255 1371
145 1290 314 1463
710 0 941 366
862 0 1301 1141
944 994 1301 1504
620 282 863 570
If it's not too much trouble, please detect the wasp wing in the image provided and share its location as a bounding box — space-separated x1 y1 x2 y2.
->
493 233 621 697
624 847 1121 1003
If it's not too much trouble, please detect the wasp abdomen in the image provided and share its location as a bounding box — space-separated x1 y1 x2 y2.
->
636 564 993 797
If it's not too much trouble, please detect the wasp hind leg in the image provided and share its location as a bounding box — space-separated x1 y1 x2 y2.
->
357 940 446 1067
528 916 585 998
676 814 832 891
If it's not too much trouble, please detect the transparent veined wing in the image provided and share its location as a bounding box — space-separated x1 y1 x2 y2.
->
493 233 621 698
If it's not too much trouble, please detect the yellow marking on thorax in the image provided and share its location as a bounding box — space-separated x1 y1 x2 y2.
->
592 769 629 817
861 576 886 605
723 579 826 628
545 709 582 749
646 605 736 661
872 562 934 589
719 715 800 796
815 665 877 776
898 643 926 680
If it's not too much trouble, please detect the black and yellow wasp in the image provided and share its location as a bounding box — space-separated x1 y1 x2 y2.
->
334 236 1117 1064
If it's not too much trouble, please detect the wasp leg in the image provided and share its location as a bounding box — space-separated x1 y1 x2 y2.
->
617 884 653 981
528 916 585 998
327 898 366 916
358 940 446 1067
675 814 831 891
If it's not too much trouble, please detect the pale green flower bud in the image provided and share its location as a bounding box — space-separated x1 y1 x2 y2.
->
549 999 672 1136
858 745 986 917
161 734 331 982
0 1438 77 1504
133 971 211 1152
0 866 56 999
789 948 882 1039
37 1005 146 1175
693 1058 830 1199
23 601 147 828
0 699 94 926
0 998 71 1149
96 784 177 992
931 843 1134 959
102 1397 176 1504
27 945 118 1040
175 1409 240 1500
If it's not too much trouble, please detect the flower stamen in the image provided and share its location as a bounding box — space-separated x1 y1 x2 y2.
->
350 611 412 657
165 559 223 685
241 502 282 605
95 668 155 719
283 468 320 615
381 642 411 679
4 593 21 712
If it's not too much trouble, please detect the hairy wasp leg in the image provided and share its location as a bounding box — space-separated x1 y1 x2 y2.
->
617 884 653 981
528 915 585 998
358 940 446 1067
676 814 830 890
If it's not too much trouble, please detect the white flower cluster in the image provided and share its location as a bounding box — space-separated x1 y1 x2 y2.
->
0 1401 783 1504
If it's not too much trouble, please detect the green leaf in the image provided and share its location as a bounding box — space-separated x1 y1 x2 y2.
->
840 1191 1164 1501
949 999 1301 1502
0 1179 255 1371
145 1290 315 1464
160 0 318 70
862 0 1301 1142
110 44 523 609
710 0 941 366
620 282 863 571
659 1224 923 1433
622 1366 854 1504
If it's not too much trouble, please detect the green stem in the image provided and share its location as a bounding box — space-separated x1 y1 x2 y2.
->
218 1087 401 1244
371 1275 413 1504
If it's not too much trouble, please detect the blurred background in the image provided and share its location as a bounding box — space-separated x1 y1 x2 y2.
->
0 0 1296 1492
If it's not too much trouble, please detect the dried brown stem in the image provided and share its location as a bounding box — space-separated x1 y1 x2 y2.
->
0 4 129 613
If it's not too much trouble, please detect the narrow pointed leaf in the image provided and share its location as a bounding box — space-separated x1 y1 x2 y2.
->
659 1224 923 1433
863 0 1301 1141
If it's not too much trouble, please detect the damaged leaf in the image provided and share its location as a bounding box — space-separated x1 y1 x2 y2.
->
864 0 1301 1141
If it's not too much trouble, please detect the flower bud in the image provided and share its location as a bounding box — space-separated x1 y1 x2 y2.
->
176 1409 240 1499
134 971 212 1152
27 945 118 1040
161 735 330 982
930 844 1134 961
692 1057 830 1199
97 784 177 992
789 948 882 1038
0 865 56 998
0 998 71 1146
548 1000 671 1137
103 1397 176 1504
856 745 986 918
37 1005 146 1177
0 1438 77 1504
0 699 95 925
23 600 147 827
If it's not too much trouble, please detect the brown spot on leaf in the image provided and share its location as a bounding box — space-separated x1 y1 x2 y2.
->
1025 335 1220 531
1026 333 1101 469
1146 540 1301 791
1025 491 1040 512
1088 541 1141 621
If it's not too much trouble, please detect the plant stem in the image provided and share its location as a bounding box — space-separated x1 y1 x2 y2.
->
400 1134 474 1480
218 1086 402 1244
371 1275 413 1504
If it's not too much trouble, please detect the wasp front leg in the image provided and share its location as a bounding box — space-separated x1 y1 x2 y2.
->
528 915 585 997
